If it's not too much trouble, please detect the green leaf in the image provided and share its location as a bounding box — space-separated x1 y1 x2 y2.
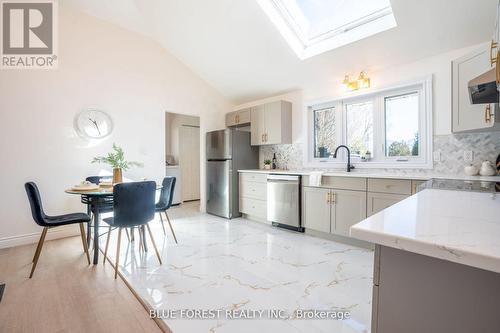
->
91 143 143 171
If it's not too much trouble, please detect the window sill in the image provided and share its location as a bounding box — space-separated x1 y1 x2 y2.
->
304 160 433 170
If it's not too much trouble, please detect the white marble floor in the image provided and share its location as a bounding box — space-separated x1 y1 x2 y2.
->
99 202 374 333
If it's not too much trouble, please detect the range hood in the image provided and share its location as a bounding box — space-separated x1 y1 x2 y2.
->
468 51 500 104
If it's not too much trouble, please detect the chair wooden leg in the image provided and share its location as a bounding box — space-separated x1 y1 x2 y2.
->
138 227 144 252
30 227 48 278
79 223 91 265
158 213 166 235
103 226 112 265
32 229 45 263
165 212 178 244
114 228 122 279
146 224 162 265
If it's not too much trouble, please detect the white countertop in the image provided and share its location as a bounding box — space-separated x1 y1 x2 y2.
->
350 189 500 273
237 169 500 182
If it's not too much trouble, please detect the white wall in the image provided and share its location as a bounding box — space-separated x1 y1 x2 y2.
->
0 8 231 248
235 42 488 145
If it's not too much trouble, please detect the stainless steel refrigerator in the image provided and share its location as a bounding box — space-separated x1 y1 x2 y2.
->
206 129 258 218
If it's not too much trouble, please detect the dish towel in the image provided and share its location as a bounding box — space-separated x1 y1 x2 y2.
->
309 171 324 187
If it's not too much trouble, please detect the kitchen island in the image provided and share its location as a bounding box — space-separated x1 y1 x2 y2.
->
350 186 500 333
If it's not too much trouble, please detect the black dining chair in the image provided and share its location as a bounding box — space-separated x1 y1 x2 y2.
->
24 182 91 278
155 177 178 244
82 176 114 245
102 181 162 279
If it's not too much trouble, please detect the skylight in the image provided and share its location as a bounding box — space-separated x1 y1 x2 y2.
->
258 0 397 59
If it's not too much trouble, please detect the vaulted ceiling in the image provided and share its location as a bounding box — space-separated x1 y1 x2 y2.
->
63 0 497 104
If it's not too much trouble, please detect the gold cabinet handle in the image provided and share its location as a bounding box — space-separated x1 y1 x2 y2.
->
491 40 498 67
331 192 335 204
485 104 492 123
261 134 265 142
496 49 500 85
326 192 330 204
236 114 240 123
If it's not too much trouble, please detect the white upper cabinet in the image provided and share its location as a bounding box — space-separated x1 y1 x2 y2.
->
250 100 292 145
452 4 500 133
226 108 251 127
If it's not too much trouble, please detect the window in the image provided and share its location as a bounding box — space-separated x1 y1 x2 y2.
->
257 0 397 59
346 101 373 158
308 78 432 168
384 92 419 158
313 106 336 158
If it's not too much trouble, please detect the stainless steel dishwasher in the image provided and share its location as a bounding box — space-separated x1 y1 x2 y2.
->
267 174 303 232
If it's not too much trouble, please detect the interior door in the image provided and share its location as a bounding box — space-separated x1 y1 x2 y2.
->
179 125 200 201
206 160 231 218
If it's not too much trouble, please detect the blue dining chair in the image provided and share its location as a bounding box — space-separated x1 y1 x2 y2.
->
102 181 162 279
155 177 178 243
24 182 91 278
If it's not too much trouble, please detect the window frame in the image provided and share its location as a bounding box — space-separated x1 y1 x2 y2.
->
305 76 433 169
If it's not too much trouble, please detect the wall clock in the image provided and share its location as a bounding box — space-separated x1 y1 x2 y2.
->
74 109 113 139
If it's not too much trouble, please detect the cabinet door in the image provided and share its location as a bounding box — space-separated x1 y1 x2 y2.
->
238 109 251 124
367 192 408 217
250 106 265 145
225 111 238 127
264 101 283 145
303 187 331 233
332 189 367 237
452 45 495 132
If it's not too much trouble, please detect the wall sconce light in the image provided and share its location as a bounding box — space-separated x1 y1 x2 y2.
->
343 71 371 91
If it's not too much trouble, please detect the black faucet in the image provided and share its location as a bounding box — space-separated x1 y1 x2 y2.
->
333 145 355 172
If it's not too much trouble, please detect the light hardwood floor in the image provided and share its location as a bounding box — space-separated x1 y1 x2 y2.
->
0 235 162 333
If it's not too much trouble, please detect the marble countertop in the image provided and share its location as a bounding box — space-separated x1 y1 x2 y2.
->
237 169 500 182
350 189 500 273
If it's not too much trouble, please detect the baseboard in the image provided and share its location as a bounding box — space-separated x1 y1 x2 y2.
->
0 225 80 249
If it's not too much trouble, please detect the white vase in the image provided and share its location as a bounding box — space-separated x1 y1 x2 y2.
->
464 164 479 176
479 161 496 176
264 164 271 170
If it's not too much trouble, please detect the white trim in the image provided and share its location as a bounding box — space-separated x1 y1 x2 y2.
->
304 75 433 169
0 225 79 249
257 0 397 59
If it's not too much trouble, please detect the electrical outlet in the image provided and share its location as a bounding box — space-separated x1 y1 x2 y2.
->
433 151 441 162
464 151 473 163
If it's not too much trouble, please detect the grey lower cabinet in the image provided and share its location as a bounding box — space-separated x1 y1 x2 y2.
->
303 186 366 237
367 192 408 217
372 245 500 333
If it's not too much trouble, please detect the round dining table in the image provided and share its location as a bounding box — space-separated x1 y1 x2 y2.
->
65 183 161 264
65 187 114 265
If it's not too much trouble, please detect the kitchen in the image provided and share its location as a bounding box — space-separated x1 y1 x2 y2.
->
2 1 500 333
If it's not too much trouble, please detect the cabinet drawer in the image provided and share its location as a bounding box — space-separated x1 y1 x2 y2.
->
239 172 267 183
368 178 411 195
240 197 267 219
240 180 267 200
303 176 366 191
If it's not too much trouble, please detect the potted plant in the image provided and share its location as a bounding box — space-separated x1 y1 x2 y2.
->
264 159 272 170
92 143 143 184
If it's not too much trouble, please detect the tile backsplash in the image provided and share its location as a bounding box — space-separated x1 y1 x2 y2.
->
260 132 500 176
